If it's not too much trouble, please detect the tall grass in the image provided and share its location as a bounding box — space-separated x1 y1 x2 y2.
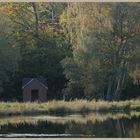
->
0 99 140 116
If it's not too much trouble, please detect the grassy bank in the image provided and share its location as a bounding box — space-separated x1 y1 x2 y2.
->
0 100 140 116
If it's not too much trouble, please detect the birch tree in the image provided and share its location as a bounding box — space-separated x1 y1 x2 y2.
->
62 3 140 100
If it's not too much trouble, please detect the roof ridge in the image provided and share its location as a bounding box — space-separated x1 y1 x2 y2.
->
22 78 34 89
22 78 48 89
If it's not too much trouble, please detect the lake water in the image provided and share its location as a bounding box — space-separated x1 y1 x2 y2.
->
0 112 140 138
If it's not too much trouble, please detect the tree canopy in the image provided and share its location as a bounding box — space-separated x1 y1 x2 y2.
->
0 3 140 101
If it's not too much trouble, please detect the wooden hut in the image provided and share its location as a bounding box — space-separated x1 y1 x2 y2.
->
22 78 48 102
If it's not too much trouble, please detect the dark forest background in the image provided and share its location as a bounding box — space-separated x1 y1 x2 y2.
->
0 3 140 101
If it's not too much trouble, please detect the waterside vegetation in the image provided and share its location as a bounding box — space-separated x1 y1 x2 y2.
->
0 100 140 116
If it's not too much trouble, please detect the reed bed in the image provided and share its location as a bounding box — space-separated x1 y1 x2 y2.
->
0 99 140 116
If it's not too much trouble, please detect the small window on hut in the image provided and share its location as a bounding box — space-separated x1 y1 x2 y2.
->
31 89 39 102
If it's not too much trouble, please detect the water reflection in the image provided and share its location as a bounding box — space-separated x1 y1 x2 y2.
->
0 112 140 138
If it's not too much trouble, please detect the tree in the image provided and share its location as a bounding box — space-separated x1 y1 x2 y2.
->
0 3 70 100
0 11 19 98
62 3 140 100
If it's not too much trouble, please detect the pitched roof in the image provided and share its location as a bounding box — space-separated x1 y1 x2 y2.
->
22 78 48 89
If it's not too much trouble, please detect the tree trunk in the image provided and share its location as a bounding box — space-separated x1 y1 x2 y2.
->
100 87 105 100
114 76 122 100
106 77 113 101
32 2 39 37
114 66 126 101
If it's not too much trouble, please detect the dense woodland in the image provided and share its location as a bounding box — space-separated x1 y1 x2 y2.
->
0 3 140 101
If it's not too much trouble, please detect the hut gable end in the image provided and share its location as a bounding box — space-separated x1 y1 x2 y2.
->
22 78 48 102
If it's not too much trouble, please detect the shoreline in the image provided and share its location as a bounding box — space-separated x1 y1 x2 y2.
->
0 100 140 117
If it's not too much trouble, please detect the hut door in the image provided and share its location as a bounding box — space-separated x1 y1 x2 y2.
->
31 89 39 101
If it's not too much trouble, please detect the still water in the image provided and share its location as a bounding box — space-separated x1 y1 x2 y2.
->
0 112 140 138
